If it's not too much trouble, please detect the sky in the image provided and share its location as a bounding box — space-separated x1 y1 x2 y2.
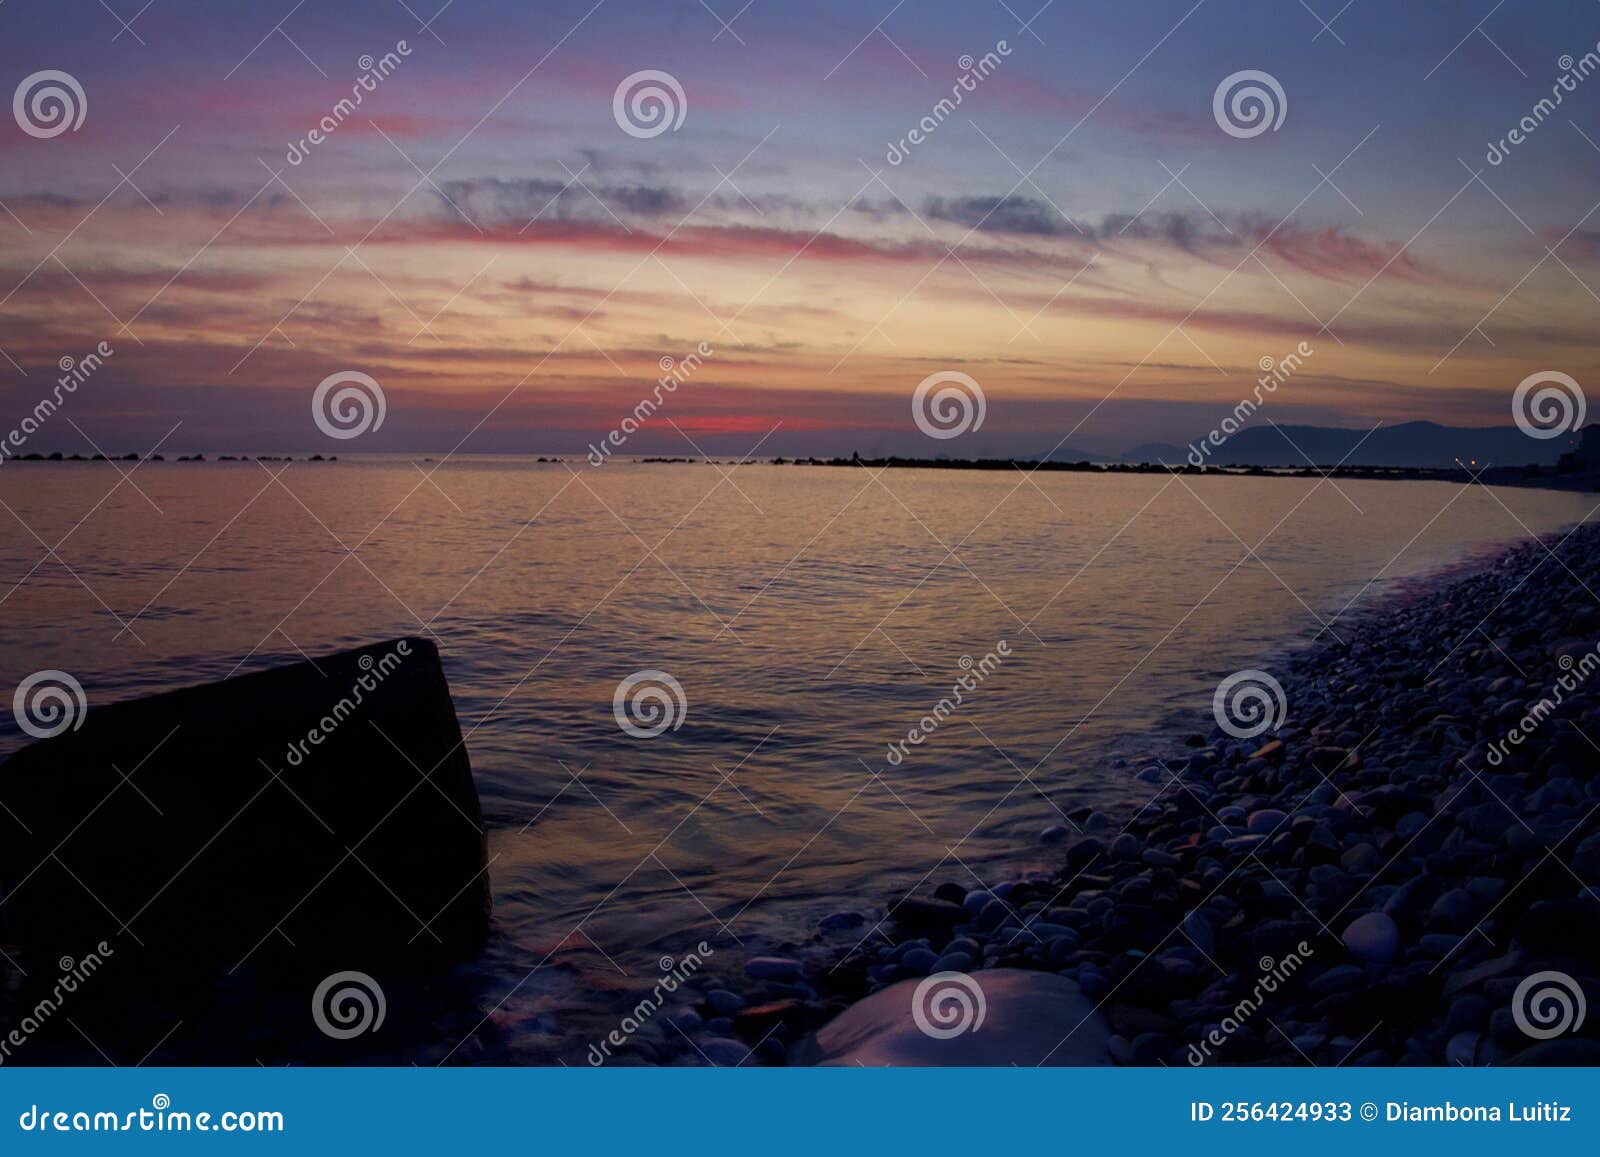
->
3 0 1600 457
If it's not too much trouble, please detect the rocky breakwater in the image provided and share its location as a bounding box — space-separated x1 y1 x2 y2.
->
0 638 490 1062
695 525 1600 1066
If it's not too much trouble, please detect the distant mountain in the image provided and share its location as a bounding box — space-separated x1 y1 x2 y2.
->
1034 443 1116 463
1120 442 1186 464
1163 421 1576 469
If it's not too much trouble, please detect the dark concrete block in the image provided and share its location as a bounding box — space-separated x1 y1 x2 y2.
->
0 638 490 989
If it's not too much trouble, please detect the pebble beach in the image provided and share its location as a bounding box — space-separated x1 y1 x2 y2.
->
656 520 1600 1066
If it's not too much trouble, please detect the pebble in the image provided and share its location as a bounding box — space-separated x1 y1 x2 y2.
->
899 947 938 975
1341 843 1382 873
1428 888 1474 929
1445 1031 1480 1068
1572 832 1600 879
1444 994 1489 1034
744 957 803 982
976 898 1011 931
1181 911 1215 956
1246 809 1288 836
1341 912 1400 964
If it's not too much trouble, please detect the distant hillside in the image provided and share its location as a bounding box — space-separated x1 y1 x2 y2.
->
1120 442 1186 464
1035 443 1116 463
1148 421 1576 469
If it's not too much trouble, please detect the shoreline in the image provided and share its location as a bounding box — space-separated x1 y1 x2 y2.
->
6 452 1598 495
669 520 1600 1066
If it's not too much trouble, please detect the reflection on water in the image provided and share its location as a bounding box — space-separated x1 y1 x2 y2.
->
1 460 1593 1060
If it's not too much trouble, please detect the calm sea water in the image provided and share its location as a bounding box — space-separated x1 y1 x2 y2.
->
1 460 1594 1061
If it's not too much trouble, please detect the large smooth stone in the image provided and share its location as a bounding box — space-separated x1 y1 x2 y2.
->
792 969 1112 1066
1341 911 1400 964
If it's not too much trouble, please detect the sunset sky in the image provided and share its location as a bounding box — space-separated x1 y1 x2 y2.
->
3 0 1600 456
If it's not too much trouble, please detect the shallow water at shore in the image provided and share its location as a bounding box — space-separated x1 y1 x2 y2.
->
1 460 1594 1060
